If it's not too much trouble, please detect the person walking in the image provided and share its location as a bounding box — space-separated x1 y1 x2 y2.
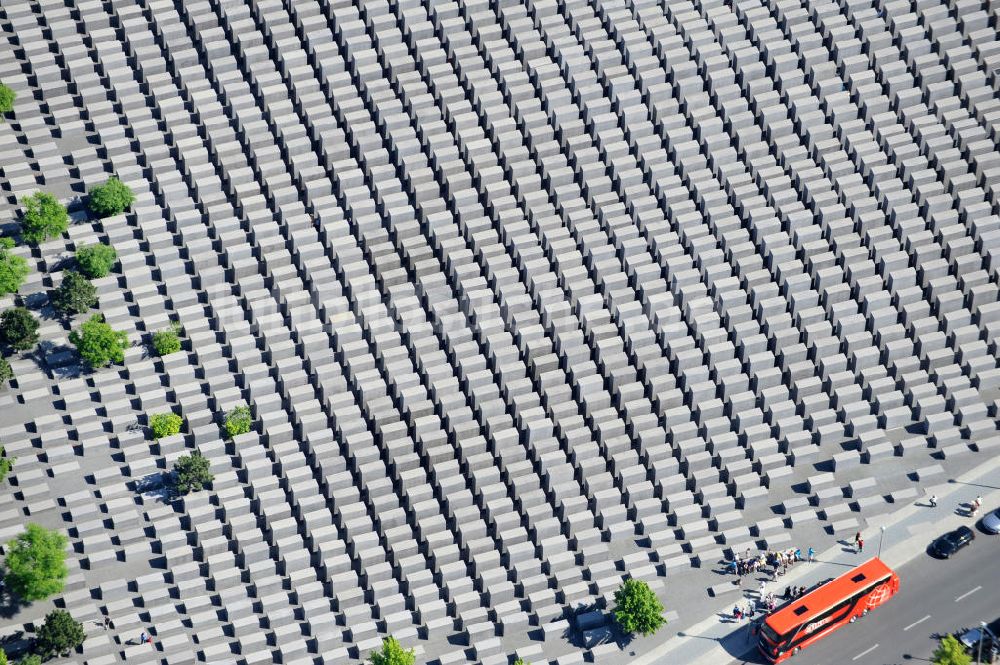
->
929 494 937 507
759 580 767 597
857 537 864 553
103 616 111 630
807 546 815 562
139 631 147 645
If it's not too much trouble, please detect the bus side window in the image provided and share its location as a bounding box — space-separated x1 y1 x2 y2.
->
791 597 853 645
852 577 889 604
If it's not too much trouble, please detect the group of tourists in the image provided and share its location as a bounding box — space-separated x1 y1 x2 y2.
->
728 545 814 582
732 582 811 622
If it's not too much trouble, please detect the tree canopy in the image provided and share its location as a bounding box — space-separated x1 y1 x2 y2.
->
88 177 135 217
0 358 12 386
75 243 117 279
0 83 14 116
368 637 415 665
150 412 183 440
613 578 665 636
933 635 972 665
52 271 98 315
35 609 85 658
225 404 252 438
2 524 68 601
20 192 68 245
931 635 972 665
0 445 14 484
69 315 129 368
174 449 213 494
152 324 182 356
0 307 40 351
0 247 30 296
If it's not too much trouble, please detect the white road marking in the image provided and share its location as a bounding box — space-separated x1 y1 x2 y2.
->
955 586 981 602
904 615 931 631
853 644 879 660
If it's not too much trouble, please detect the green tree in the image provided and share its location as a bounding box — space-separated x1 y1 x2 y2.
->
75 243 117 279
2 524 68 601
0 646 7 665
19 656 41 665
0 444 14 484
35 609 84 658
69 315 129 368
174 449 213 494
87 177 135 218
0 247 30 296
933 635 972 665
149 412 183 439
613 578 665 637
368 637 415 665
0 307 40 351
0 83 14 116
152 324 182 356
52 271 97 315
513 659 528 665
225 404 252 438
0 358 12 386
20 192 68 245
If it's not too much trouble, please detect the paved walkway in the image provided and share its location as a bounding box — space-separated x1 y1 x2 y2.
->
629 453 1000 665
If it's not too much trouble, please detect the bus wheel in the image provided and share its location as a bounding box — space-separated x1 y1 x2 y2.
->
793 647 800 656
862 609 869 617
850 616 857 623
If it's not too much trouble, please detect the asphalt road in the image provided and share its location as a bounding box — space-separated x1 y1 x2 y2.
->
789 523 999 665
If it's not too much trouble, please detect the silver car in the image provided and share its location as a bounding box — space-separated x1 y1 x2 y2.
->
984 507 1000 534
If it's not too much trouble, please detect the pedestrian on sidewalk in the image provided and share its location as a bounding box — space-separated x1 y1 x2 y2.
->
759 580 767 596
103 616 111 630
139 631 147 645
807 546 815 562
929 494 937 507
857 537 864 553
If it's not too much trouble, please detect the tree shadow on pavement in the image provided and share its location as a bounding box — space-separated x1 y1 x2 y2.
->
0 582 29 620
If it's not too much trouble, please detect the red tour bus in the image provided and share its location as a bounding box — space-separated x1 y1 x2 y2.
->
758 557 900 662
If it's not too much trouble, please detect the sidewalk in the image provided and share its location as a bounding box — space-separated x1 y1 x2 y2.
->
630 453 1000 665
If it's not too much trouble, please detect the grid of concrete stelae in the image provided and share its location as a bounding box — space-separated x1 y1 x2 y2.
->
1 0 999 662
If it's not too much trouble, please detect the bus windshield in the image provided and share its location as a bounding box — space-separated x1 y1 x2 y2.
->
760 623 785 645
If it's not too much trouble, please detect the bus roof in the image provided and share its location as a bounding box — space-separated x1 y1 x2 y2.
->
766 557 894 635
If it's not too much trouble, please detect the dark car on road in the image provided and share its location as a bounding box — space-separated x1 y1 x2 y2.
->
931 525 975 558
983 507 1000 534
